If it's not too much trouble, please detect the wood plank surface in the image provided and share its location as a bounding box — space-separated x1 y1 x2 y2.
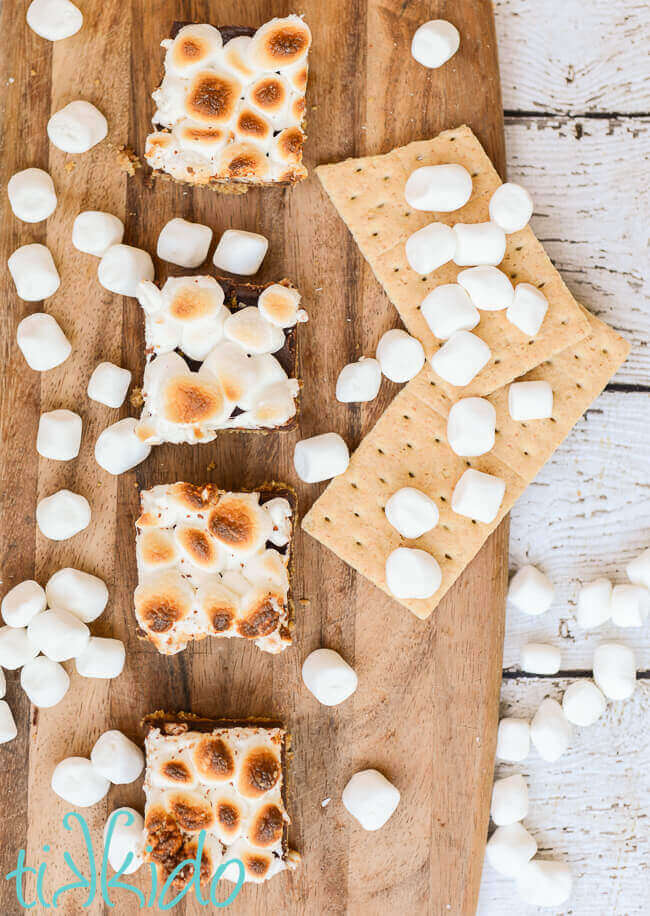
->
0 2 508 914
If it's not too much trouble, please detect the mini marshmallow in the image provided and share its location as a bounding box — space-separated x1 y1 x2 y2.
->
72 211 124 257
508 380 553 421
626 547 650 588
8 168 57 222
157 217 212 268
411 20 460 69
0 701 17 743
91 730 144 783
404 164 472 212
9 245 60 301
506 283 548 338
593 642 636 700
17 312 70 370
336 357 382 403
51 757 110 807
20 657 70 708
521 642 561 675
87 361 131 408
530 698 571 762
375 329 425 383
1 580 46 627
576 577 612 629
385 487 439 539
490 774 528 826
453 222 506 267
0 625 39 669
516 859 572 908
75 637 125 679
405 223 457 274
293 432 349 483
385 547 441 599
508 565 554 616
46 568 108 623
27 608 90 661
430 331 491 386
496 718 530 763
611 584 649 627
342 769 400 831
489 182 534 235
26 0 83 41
37 409 82 460
212 229 268 276
457 266 514 311
446 397 496 457
451 468 505 524
562 680 606 726
98 244 154 297
36 489 90 540
223 306 285 355
257 284 307 328
47 100 107 153
301 648 358 706
420 284 479 340
104 808 144 875
95 418 152 475
486 823 537 878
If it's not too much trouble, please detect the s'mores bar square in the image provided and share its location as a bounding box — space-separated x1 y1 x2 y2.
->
145 16 310 189
143 712 298 890
135 482 296 655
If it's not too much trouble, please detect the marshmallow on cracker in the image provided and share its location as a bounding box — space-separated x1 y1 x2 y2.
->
420 284 479 340
508 380 553 421
73 211 124 257
404 164 472 212
446 397 496 457
376 328 425 383
489 182 533 234
430 331 491 386
452 468 505 524
457 266 514 311
453 222 506 267
8 168 57 222
385 548 441 599
405 222 457 274
9 245 60 301
506 283 548 337
385 487 439 539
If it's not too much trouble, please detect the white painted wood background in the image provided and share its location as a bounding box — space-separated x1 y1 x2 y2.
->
480 1 649 912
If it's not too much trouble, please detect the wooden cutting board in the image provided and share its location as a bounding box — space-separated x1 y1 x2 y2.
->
0 2 506 913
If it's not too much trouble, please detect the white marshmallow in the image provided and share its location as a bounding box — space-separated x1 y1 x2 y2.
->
611 584 649 627
593 642 636 700
336 357 382 403
385 547 441 599
453 222 506 267
9 245 60 301
430 331 491 386
293 432 349 484
490 774 528 826
91 730 144 783
223 306 285 355
506 282 548 337
46 568 108 623
8 168 57 222
47 100 107 153
27 608 90 661
36 489 91 541
405 223 457 274
51 757 110 807
104 808 144 874
37 409 82 460
26 0 83 41
385 487 439 539
212 229 268 276
489 182 534 234
516 859 572 908
451 468 505 524
508 380 553 421
95 418 151 475
562 680 606 726
72 211 124 257
404 164 472 212
20 657 70 707
576 577 612 629
411 20 460 69
507 565 554 616
521 642 561 675
626 547 650 589
420 284 479 340
446 397 496 457
496 718 531 762
87 361 132 408
301 649 358 706
75 637 125 679
342 769 400 831
157 217 212 268
1 580 46 627
486 823 537 877
98 244 154 297
0 625 39 669
457 266 514 311
530 698 571 761
375 329 425 383
0 669 4 698
17 312 70 370
0 701 17 743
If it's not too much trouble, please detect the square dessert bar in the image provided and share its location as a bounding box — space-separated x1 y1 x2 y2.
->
135 482 296 655
143 712 298 890
145 16 311 189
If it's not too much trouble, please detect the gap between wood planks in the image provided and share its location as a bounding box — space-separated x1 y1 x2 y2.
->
503 669 650 679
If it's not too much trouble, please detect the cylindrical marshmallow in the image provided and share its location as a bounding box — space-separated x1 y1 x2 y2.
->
104 808 144 875
20 656 70 708
446 397 496 457
75 637 125 679
0 625 39 669
521 642 561 675
405 223 457 274
496 718 530 763
576 577 612 629
404 164 472 212
0 700 17 743
72 211 124 257
593 642 636 700
1 580 46 627
87 361 132 408
27 608 90 661
516 859 572 908
507 565 554 616
17 312 71 370
37 409 82 460
26 0 83 41
36 489 91 540
301 648 358 706
489 182 534 235
385 487 439 539
508 380 553 421
157 217 212 268
385 547 441 599
336 357 382 403
8 168 57 222
376 328 425 383
530 698 571 761
46 568 108 623
342 769 400 831
213 229 268 275
95 418 152 475
410 20 460 69
457 266 514 311
562 680 606 726
430 331 491 386
420 284 479 340
9 245 60 301
626 547 650 589
453 222 506 267
490 774 528 826
506 283 548 337
293 432 349 483
486 823 537 878
451 468 505 524
98 244 155 297
91 730 144 783
611 584 649 627
51 757 110 807
47 100 107 153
